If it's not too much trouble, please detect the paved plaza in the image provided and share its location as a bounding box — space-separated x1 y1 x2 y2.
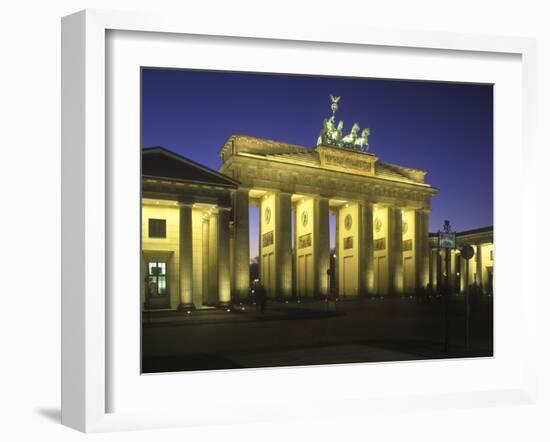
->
142 295 493 373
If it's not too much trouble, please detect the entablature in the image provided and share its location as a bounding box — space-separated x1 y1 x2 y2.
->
220 155 437 210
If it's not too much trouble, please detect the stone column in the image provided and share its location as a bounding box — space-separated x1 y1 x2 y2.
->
388 206 403 295
257 200 261 284
202 218 210 305
430 249 439 292
436 249 443 292
476 244 483 294
178 203 194 310
359 202 374 296
449 251 457 294
217 207 231 307
460 255 466 293
415 209 430 292
208 209 219 305
335 207 340 297
293 203 298 297
234 189 250 301
314 196 330 297
276 192 293 299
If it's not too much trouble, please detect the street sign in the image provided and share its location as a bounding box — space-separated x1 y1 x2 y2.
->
461 245 475 260
438 232 456 249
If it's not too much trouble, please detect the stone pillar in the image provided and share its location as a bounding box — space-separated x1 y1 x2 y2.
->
178 203 194 310
202 218 210 305
217 207 231 307
415 209 430 292
359 202 374 296
314 196 330 297
388 206 403 295
229 223 234 298
476 244 483 294
334 207 340 296
257 201 261 283
459 255 473 293
276 192 293 299
208 210 219 305
449 251 457 294
234 189 250 301
429 247 435 292
435 248 445 293
293 203 298 297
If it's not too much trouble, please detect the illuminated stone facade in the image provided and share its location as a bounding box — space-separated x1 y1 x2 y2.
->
141 134 441 310
141 147 238 310
429 227 494 295
219 134 438 302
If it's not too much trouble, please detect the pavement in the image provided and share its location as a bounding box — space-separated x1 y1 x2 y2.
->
142 295 493 373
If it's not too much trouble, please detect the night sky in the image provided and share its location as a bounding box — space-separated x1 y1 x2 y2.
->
142 68 493 256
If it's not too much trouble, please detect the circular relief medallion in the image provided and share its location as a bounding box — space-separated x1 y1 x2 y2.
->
301 210 308 227
344 214 353 230
264 206 271 224
402 221 408 235
374 217 382 233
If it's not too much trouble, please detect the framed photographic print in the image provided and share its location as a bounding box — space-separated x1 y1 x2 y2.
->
61 9 537 433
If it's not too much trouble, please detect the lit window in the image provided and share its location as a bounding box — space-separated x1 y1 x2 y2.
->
147 261 168 296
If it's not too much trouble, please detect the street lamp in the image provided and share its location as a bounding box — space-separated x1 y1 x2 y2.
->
438 220 456 353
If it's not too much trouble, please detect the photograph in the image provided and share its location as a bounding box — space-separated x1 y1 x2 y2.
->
140 68 494 373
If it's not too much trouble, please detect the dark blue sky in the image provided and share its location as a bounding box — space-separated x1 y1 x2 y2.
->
142 68 493 238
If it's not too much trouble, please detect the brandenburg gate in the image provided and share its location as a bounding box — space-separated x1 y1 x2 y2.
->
141 96 438 310
220 119 437 301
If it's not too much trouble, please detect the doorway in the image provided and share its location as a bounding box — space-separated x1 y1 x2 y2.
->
145 261 170 309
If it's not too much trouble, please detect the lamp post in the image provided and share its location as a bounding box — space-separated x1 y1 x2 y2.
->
438 220 456 353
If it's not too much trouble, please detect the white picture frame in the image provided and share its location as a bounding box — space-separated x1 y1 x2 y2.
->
61 9 537 433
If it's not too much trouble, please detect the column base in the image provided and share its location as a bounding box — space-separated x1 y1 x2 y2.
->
177 303 196 311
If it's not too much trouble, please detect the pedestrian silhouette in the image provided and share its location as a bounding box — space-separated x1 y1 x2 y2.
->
254 281 267 315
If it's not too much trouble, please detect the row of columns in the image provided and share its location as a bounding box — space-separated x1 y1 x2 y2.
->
233 190 430 299
428 243 490 295
177 193 432 307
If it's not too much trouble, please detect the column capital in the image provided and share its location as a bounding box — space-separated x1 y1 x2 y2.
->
390 203 406 210
360 200 375 207
277 191 293 198
177 201 194 208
